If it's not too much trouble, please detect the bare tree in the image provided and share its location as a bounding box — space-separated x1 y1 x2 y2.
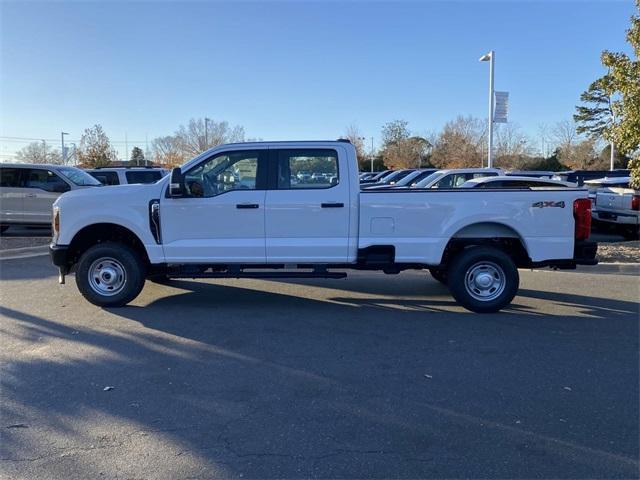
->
382 137 430 169
430 116 486 169
175 118 245 157
152 135 185 167
15 142 63 164
380 120 430 169
343 124 367 165
76 124 118 168
151 117 246 166
493 123 533 169
550 120 606 169
552 120 578 152
558 138 604 170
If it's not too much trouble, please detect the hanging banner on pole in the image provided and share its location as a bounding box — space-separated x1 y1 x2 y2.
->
493 91 509 123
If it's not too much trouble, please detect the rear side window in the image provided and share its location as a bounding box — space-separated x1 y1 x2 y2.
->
25 169 70 193
89 171 120 185
125 170 163 184
0 168 23 187
277 149 338 189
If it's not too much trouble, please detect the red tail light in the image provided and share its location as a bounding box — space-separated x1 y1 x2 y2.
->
632 195 640 211
573 198 591 240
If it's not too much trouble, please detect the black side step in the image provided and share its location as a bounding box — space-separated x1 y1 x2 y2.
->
168 271 347 280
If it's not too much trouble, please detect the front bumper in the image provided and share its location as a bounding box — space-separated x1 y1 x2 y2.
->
49 243 70 271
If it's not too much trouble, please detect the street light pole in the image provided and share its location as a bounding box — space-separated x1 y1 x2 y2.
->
610 142 615 171
61 132 69 164
479 51 495 168
370 137 374 172
69 143 76 165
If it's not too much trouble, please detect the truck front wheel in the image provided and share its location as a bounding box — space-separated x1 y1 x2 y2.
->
447 246 519 313
76 242 146 307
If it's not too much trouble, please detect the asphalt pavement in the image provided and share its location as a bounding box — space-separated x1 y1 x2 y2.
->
0 254 638 479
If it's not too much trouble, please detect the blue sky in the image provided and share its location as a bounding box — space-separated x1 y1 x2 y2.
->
0 0 636 159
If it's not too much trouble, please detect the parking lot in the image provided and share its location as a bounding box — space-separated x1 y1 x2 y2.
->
1 249 638 479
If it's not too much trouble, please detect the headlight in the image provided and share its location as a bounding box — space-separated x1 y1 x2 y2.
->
52 206 60 242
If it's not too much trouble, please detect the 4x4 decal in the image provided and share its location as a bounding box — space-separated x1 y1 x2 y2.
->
532 201 565 208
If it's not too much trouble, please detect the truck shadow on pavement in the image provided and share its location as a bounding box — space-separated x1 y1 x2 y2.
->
1 277 638 479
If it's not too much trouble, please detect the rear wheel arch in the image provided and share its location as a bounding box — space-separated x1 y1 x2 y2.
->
440 222 531 268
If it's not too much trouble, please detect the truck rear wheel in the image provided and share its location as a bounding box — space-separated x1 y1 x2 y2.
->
76 242 146 307
447 246 519 313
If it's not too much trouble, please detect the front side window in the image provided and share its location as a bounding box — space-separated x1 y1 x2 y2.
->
433 174 455 188
0 168 23 187
184 150 260 198
25 169 70 193
277 149 338 189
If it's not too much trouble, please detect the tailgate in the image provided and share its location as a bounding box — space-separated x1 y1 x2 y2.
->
596 189 625 210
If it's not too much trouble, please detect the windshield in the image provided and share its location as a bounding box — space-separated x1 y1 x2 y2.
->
413 171 443 188
383 169 415 184
396 170 436 187
373 170 393 181
394 170 421 186
58 167 102 186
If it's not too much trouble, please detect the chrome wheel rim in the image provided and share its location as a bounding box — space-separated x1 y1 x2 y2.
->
464 261 505 302
88 257 127 296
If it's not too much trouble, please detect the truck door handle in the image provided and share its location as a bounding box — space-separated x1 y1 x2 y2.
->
236 203 259 209
321 202 344 208
26 193 36 198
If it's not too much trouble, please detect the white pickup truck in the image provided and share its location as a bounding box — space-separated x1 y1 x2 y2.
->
50 140 597 313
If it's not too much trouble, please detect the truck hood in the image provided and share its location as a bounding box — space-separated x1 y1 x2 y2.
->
54 181 166 208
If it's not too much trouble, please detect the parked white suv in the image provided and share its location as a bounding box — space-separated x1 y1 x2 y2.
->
0 164 102 233
86 167 169 186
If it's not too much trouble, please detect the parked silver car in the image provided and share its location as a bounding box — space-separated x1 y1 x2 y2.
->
0 163 101 233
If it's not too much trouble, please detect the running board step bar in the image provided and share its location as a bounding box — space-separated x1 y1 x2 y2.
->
167 271 347 280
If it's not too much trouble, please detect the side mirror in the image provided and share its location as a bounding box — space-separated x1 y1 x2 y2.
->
169 168 184 197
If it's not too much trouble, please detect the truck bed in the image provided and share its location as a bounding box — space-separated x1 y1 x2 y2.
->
359 188 588 264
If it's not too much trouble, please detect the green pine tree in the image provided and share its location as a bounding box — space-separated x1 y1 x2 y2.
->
130 146 145 166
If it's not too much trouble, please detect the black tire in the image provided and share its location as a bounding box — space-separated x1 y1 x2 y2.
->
428 267 448 285
0 225 8 234
447 246 519 313
622 225 640 240
75 242 146 307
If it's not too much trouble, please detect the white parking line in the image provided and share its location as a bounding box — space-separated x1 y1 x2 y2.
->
0 245 49 261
